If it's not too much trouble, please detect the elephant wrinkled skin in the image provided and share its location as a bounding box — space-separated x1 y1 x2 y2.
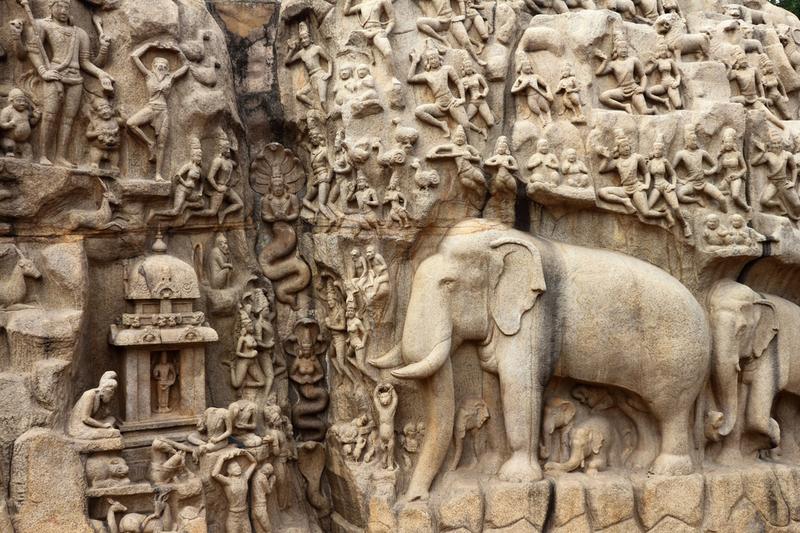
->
370 218 710 501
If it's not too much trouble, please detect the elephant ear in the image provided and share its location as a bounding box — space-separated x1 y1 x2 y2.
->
753 299 778 359
590 429 605 455
488 238 546 336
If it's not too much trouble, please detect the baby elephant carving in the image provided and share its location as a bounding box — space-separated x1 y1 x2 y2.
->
448 398 490 471
545 416 630 474
540 397 576 463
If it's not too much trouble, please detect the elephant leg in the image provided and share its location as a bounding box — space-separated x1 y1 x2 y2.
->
649 406 694 475
746 361 780 447
448 431 465 472
716 381 748 464
480 370 506 474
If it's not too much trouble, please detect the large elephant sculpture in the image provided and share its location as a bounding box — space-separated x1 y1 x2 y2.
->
370 219 710 501
706 279 791 461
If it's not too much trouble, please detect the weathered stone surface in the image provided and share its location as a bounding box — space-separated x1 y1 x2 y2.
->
585 475 635 530
635 473 704 528
439 478 484 532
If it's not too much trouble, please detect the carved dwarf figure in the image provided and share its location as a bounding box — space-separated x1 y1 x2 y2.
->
68 373 120 440
128 42 189 181
285 22 332 110
85 97 123 172
407 42 483 140
527 139 560 187
594 34 654 115
673 124 728 211
13 0 115 166
152 351 176 414
555 63 585 123
373 382 399 470
212 449 257 533
511 56 553 125
725 213 764 247
0 89 40 160
560 148 590 188
702 213 728 250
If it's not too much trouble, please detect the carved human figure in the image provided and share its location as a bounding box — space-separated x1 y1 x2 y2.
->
353 64 381 110
461 60 494 137
85 97 123 171
365 245 390 307
595 129 665 219
702 214 728 250
325 281 357 384
252 462 276 533
560 148 590 188
346 301 368 373
189 133 243 224
251 289 279 392
14 0 114 166
373 382 399 470
555 63 585 123
727 49 784 129
460 0 492 52
147 137 204 223
188 406 233 455
594 35 654 115
67 373 120 440
716 127 749 211
262 405 290 509
407 43 482 139
759 54 793 120
416 0 485 65
448 398 490 471
382 175 412 228
343 0 396 78
303 124 335 223
511 56 553 125
212 449 257 533
150 437 197 484
485 136 519 225
401 422 425 453
426 126 486 208
128 42 189 181
152 352 176 414
285 22 332 110
348 172 381 234
0 88 39 160
228 322 267 394
230 399 263 447
333 65 357 115
673 125 728 211
526 139 560 187
647 138 691 237
725 213 764 247
752 131 800 219
644 42 682 110
209 233 233 289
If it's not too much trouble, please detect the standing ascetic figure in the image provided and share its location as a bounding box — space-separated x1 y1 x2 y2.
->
14 0 114 167
371 218 710 500
128 42 189 182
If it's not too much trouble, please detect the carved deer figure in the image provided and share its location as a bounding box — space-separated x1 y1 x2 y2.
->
66 179 127 231
105 493 173 533
0 245 41 309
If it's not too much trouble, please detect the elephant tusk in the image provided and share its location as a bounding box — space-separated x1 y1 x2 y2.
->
391 337 452 380
368 342 403 369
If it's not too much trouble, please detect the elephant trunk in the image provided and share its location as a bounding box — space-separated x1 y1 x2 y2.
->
710 329 739 440
545 438 584 473
403 356 455 501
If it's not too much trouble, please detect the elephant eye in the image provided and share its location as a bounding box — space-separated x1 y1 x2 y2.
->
440 278 455 289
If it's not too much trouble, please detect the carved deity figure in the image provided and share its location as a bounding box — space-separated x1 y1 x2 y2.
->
595 129 665 220
426 126 486 208
285 22 332 110
188 133 243 224
485 136 519 225
188 406 233 455
209 232 233 289
527 139 560 187
346 300 368 374
727 49 784 129
212 449 257 533
325 281 356 384
68 373 120 440
373 382 398 470
460 0 492 52
752 131 800 220
511 56 553 125
647 138 691 237
250 288 279 391
644 42 683 110
759 54 793 120
252 462 276 533
152 352 177 414
348 172 382 234
461 60 494 137
716 128 749 210
416 0 486 65
0 88 39 160
594 35 654 115
555 63 585 123
673 125 728 212
147 137 204 223
407 43 482 140
230 399 263 447
128 42 189 181
343 0 397 78
85 97 123 171
302 122 335 223
560 148 589 188
13 0 114 167
228 321 267 395
383 175 412 228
